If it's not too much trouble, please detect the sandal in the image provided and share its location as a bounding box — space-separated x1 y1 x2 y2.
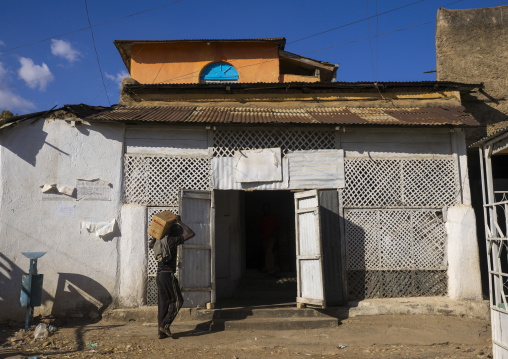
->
159 326 172 338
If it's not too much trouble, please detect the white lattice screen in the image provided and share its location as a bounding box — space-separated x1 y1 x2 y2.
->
123 154 209 305
212 127 335 157
345 209 448 299
146 206 179 306
343 158 459 208
346 270 448 298
124 155 211 206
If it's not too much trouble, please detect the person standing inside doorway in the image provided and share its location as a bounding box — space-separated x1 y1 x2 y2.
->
149 215 195 339
259 203 279 275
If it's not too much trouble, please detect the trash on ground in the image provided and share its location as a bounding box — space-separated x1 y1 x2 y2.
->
86 342 98 347
338 345 347 349
34 323 49 339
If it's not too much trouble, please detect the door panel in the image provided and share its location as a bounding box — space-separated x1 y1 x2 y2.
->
300 260 324 299
299 211 320 255
179 190 214 307
295 190 325 307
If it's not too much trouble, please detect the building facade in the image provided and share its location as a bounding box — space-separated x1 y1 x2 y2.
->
0 38 484 320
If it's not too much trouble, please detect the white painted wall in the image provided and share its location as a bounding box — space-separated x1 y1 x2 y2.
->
446 205 483 300
0 119 125 321
119 204 147 307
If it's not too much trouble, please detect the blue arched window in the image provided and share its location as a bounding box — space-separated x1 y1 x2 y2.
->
200 62 239 83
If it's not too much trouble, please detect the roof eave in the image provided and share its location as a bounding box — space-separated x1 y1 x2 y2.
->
123 81 482 92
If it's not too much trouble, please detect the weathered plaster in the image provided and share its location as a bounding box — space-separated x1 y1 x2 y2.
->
446 205 483 300
0 119 125 320
118 204 147 307
436 5 508 142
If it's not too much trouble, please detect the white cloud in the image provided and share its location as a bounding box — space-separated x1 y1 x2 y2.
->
18 57 54 91
0 40 5 47
106 70 129 89
0 62 35 112
0 88 36 113
51 39 80 63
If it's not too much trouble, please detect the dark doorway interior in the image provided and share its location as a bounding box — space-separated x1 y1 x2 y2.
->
244 191 296 275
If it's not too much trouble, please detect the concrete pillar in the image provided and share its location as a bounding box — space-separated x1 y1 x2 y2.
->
119 204 147 307
446 205 483 300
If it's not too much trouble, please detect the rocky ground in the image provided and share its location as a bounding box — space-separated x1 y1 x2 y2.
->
0 314 492 359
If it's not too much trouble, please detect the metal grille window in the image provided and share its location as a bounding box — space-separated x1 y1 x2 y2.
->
343 158 459 208
124 155 211 206
212 127 335 157
345 209 448 299
146 206 179 305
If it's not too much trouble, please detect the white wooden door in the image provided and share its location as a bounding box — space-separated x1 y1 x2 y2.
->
179 190 214 308
294 190 326 307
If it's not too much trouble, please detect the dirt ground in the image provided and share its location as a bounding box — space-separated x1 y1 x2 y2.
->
0 314 492 359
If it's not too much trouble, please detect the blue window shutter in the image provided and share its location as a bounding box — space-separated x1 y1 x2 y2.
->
200 62 239 81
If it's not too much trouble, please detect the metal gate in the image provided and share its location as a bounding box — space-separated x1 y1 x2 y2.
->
479 142 508 358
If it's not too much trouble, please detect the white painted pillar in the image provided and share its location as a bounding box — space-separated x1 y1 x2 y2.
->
446 205 483 300
119 204 147 307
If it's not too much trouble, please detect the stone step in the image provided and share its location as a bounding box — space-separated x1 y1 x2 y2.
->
103 297 491 327
105 305 344 323
212 307 337 320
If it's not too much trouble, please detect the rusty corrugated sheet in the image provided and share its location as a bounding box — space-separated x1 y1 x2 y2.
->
85 106 479 126
384 107 478 126
307 108 368 124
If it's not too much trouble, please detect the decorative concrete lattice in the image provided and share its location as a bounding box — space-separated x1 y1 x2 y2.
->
345 209 447 299
124 155 211 206
146 206 179 306
343 158 459 208
347 270 448 299
212 127 335 157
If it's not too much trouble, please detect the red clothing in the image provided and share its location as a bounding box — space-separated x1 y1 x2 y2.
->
259 214 279 242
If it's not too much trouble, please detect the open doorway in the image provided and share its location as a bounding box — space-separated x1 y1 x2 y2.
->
244 191 296 276
215 190 297 304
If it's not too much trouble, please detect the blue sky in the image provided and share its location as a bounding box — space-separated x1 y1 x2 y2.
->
0 0 506 115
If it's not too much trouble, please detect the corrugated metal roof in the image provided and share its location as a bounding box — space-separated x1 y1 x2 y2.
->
470 125 508 147
85 106 478 126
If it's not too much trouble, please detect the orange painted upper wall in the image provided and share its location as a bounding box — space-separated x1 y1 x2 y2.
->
130 42 280 84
